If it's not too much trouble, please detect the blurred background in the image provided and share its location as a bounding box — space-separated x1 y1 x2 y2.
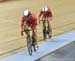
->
0 0 75 59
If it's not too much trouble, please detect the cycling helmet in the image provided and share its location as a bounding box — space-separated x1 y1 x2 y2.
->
42 6 48 12
24 10 30 17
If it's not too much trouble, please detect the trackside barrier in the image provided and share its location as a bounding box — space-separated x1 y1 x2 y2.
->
0 32 75 61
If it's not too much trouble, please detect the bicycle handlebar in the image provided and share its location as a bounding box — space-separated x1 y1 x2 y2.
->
24 29 31 31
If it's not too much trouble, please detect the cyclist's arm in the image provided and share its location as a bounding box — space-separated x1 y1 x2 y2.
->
21 16 25 32
48 10 53 21
39 11 43 23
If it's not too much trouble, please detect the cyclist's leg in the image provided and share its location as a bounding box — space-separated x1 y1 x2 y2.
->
31 24 39 49
24 25 33 56
42 18 46 30
47 18 52 38
42 18 47 40
24 25 29 35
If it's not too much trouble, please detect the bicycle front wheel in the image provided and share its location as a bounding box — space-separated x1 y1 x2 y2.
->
27 35 33 56
43 29 47 40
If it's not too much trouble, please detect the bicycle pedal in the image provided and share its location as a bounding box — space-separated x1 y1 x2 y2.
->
47 31 49 34
35 46 39 50
49 35 52 39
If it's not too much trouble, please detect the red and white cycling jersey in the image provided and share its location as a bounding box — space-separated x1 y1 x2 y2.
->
21 13 38 32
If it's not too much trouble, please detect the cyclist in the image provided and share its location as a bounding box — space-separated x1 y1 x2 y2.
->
39 6 53 38
21 9 38 49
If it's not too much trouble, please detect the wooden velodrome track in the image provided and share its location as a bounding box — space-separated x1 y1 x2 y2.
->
0 0 75 58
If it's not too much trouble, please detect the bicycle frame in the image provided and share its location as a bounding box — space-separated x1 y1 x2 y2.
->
41 17 50 40
24 29 36 56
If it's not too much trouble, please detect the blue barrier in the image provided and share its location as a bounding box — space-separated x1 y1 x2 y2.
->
0 32 75 61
